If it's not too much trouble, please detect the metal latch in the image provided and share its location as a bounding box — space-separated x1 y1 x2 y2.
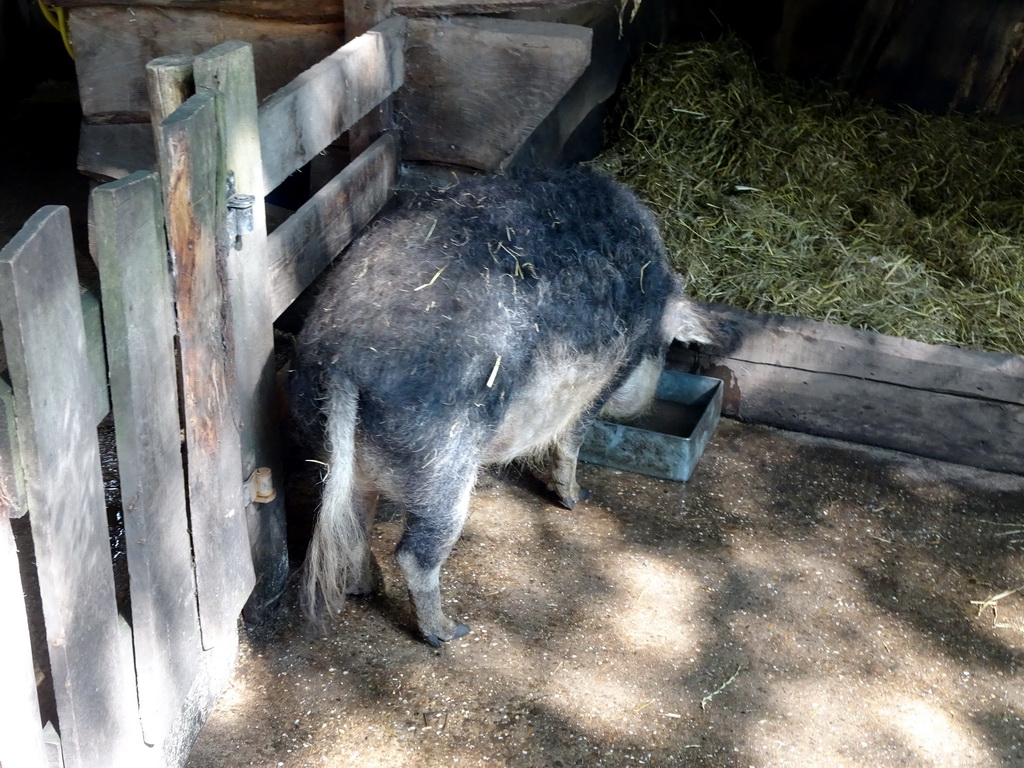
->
226 193 255 251
244 467 277 504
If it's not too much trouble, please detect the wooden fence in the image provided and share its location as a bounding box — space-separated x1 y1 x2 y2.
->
0 14 404 768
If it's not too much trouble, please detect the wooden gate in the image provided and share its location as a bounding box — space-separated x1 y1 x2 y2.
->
0 15 404 767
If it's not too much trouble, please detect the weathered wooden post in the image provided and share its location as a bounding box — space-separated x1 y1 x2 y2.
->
193 41 291 619
0 208 140 767
91 171 204 747
154 88 256 649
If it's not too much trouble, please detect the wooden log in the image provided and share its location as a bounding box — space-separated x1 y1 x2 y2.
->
0 511 48 768
155 92 255 649
67 6 346 121
51 0 345 21
91 171 202 745
399 16 592 170
193 41 289 619
258 14 406 193
0 207 141 767
679 305 1024 475
267 132 399 320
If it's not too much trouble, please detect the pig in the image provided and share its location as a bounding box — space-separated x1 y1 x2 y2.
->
289 165 711 646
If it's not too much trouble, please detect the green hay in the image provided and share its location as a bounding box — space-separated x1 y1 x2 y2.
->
596 38 1024 355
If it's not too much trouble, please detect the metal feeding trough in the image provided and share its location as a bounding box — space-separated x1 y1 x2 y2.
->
579 370 723 482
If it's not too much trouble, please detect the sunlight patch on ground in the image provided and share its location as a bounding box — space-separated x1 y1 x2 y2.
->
607 552 706 652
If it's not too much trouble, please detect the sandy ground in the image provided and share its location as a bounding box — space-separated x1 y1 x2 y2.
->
186 418 1024 768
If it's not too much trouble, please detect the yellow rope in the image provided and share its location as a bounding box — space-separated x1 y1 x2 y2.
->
36 1 74 58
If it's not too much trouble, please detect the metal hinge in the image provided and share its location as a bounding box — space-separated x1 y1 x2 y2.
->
225 169 255 250
226 192 255 251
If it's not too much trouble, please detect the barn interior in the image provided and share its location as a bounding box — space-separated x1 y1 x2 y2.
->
1 1 1023 766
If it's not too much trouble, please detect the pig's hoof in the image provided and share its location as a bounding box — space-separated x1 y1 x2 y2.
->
559 487 591 510
423 622 470 648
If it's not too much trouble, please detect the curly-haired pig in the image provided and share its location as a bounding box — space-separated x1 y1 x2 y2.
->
290 165 712 646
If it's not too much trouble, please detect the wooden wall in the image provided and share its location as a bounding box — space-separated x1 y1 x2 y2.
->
673 0 1024 117
672 305 1024 476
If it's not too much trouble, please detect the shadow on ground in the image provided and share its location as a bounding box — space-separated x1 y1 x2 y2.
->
187 419 1024 768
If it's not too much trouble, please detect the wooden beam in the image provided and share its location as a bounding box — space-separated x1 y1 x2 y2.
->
344 0 394 156
80 288 110 423
679 305 1024 475
396 0 581 13
258 14 406 192
52 0 345 21
91 171 202 745
700 305 1024 406
399 16 592 170
156 92 255 649
77 122 156 181
267 132 399 320
68 7 345 120
0 207 140 767
193 41 290 619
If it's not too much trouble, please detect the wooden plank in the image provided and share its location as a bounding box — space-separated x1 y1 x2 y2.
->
156 93 255 649
52 0 345 21
151 630 239 766
258 14 406 192
91 171 202 745
676 304 1024 476
395 0 582 14
77 121 156 181
146 53 196 144
0 379 26 517
696 358 1024 476
0 512 48 768
267 132 399 320
343 0 393 156
67 6 345 120
193 41 289 619
700 305 1024 406
399 16 592 170
80 288 110 423
0 207 141 767
509 0 661 167
345 0 393 38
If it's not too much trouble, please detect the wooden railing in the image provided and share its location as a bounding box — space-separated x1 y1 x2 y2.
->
0 16 405 768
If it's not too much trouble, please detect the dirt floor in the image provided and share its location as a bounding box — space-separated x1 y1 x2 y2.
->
186 418 1024 768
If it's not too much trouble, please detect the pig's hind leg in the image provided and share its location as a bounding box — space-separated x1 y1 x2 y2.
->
395 466 475 646
532 412 599 510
